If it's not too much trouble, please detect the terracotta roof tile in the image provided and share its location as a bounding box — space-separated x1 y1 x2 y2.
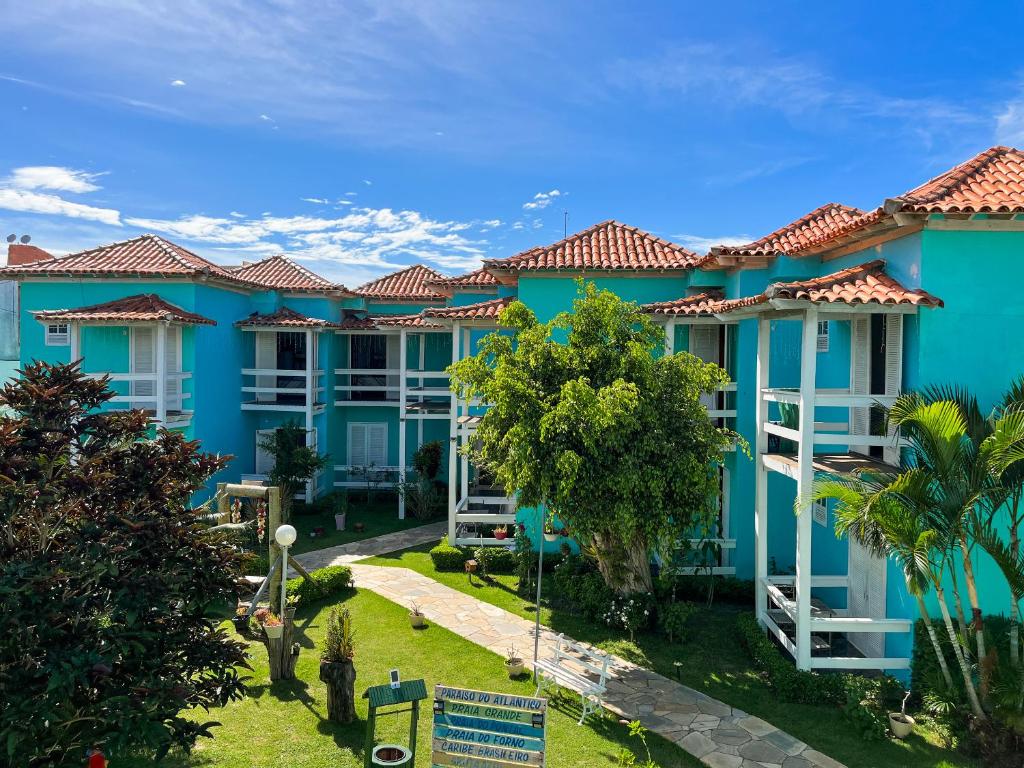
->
891 145 1024 213
235 307 334 328
642 291 726 316
354 264 446 301
0 234 254 286
711 204 866 260
231 254 349 293
33 294 215 325
714 260 943 315
485 220 703 273
425 267 499 294
423 296 513 321
335 313 444 330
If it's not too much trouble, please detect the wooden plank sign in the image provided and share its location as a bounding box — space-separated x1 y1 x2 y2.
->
432 685 547 768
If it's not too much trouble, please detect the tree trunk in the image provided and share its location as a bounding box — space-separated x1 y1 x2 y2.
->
591 530 653 594
959 537 986 663
915 594 954 690
935 582 986 720
948 564 972 655
319 660 357 723
1011 522 1021 668
262 614 299 681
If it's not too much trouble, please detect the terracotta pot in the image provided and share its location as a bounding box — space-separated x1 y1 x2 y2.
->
494 530 507 540
889 712 915 739
409 612 427 629
353 522 365 532
505 659 525 678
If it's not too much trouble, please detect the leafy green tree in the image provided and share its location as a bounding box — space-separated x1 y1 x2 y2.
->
0 362 248 766
449 282 738 594
258 421 329 519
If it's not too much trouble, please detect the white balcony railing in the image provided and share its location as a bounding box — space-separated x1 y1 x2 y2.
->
760 387 903 453
333 368 451 406
241 368 324 410
84 371 193 427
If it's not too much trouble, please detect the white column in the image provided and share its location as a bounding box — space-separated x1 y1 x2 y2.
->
447 322 461 542
795 307 819 670
664 320 676 355
155 323 168 427
398 328 408 519
418 332 426 446
304 329 315 503
69 323 80 364
754 316 770 624
460 328 471 505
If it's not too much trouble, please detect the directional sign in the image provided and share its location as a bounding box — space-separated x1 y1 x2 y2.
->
432 685 547 768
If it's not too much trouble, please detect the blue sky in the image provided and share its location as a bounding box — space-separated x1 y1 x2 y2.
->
1 1 1022 286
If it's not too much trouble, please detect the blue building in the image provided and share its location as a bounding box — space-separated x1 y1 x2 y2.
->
4 145 1023 677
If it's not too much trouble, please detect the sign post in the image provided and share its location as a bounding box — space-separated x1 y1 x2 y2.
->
431 685 547 768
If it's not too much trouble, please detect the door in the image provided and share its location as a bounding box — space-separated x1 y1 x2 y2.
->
691 325 723 412
165 325 182 412
351 335 389 401
848 536 887 658
130 326 155 407
850 315 902 462
255 331 277 402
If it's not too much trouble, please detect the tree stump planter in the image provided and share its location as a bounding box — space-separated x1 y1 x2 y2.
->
262 616 299 681
319 659 357 723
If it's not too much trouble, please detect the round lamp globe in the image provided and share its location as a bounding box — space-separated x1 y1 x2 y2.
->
275 524 298 548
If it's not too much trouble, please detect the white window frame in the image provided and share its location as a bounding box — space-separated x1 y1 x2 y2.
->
812 499 827 527
45 322 69 346
816 320 829 353
348 422 388 468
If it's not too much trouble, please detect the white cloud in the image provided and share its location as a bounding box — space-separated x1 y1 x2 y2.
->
6 165 104 193
511 221 525 230
170 79 186 87
259 114 273 122
671 233 753 253
996 98 1024 146
300 197 329 204
229 211 246 218
345 191 358 197
0 188 121 226
480 219 502 230
362 179 373 186
336 200 353 206
522 189 562 210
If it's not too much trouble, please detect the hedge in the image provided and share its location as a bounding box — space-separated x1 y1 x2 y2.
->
287 565 353 604
430 536 469 571
429 537 518 575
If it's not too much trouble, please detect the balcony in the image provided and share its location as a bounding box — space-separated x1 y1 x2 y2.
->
334 368 452 419
86 371 193 429
240 368 326 413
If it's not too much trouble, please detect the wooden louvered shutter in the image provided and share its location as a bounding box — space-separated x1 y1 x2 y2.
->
349 424 367 468
848 535 887 658
883 315 903 465
165 326 181 411
692 326 721 412
255 429 275 474
367 423 388 467
255 331 277 401
131 326 155 402
850 318 870 455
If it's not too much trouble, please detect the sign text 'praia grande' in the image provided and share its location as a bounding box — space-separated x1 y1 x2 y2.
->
432 685 547 768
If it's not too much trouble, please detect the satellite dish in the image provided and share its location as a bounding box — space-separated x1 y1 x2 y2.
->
20 235 31 244
5 234 15 243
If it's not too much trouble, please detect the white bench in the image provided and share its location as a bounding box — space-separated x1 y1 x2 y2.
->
534 633 611 724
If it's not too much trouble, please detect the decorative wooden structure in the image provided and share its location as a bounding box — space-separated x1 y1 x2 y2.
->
217 481 304 680
362 678 427 768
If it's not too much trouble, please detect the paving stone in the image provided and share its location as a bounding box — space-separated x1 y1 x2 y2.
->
781 758 813 768
738 740 788 764
703 752 743 768
737 716 778 738
712 726 753 746
764 730 806 757
678 731 717 758
803 750 845 768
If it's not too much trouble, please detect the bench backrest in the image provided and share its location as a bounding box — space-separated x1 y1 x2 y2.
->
553 633 611 682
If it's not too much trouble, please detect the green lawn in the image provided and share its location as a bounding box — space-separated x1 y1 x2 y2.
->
113 587 699 768
362 544 975 768
289 496 429 555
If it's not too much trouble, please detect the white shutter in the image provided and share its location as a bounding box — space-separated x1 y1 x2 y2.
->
349 424 368 467
131 327 155 402
850 318 870 455
386 333 400 397
848 536 887 658
367 423 388 466
255 331 277 402
165 326 182 411
883 315 903 465
816 320 829 352
255 429 275 474
690 326 721 365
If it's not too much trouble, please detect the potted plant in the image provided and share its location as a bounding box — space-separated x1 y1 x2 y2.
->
505 645 525 678
233 605 250 635
543 512 559 542
889 691 915 739
260 610 284 639
319 607 356 723
493 524 508 541
409 602 427 629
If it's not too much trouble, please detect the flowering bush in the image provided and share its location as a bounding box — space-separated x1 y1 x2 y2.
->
603 593 654 641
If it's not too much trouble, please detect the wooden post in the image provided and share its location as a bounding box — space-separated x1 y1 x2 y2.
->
268 486 283 616
409 698 420 757
664 320 675 355
69 323 80 365
754 316 770 625
795 308 818 670
216 482 230 524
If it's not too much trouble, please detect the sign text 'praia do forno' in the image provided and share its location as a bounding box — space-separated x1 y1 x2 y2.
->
431 685 547 768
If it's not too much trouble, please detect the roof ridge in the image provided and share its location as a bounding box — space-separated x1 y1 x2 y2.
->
769 259 886 294
892 146 1015 206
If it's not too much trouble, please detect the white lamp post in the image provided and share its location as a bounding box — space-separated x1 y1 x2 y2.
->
275 524 297 617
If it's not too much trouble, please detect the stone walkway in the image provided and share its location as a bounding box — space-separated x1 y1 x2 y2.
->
294 532 845 768
296 520 446 568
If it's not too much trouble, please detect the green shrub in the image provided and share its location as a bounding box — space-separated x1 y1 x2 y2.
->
477 545 517 575
657 601 695 643
287 565 353 604
662 574 754 607
597 639 650 668
552 555 615 621
604 593 655 641
430 536 468 571
242 552 270 576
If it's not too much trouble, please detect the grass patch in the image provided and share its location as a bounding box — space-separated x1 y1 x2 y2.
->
361 545 976 768
111 587 698 767
289 497 430 555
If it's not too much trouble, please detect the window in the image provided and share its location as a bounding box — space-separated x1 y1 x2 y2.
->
45 323 69 346
816 320 829 353
348 422 387 468
812 499 827 527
